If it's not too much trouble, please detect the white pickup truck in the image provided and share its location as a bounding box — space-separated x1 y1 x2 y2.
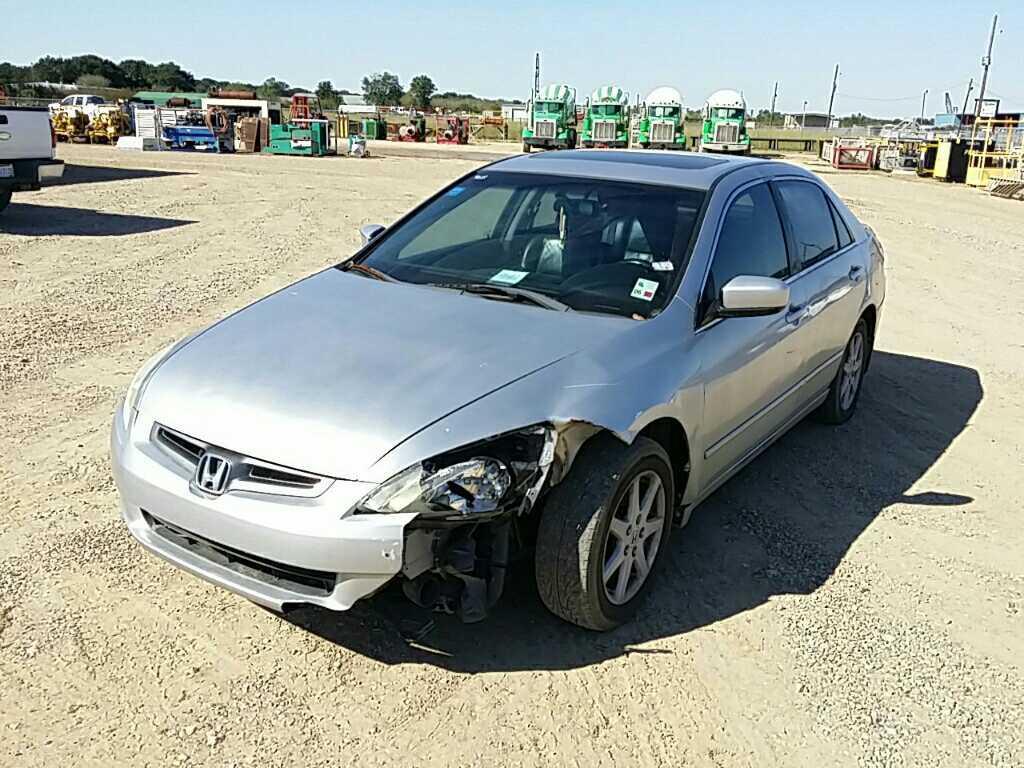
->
0 106 65 214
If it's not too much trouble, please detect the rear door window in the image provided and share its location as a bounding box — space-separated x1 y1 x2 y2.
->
774 181 840 269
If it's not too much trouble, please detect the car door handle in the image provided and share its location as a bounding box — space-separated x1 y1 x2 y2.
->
786 303 805 325
849 265 864 282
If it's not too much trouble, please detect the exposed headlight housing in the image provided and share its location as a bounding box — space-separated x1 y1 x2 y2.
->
358 425 556 521
119 341 177 433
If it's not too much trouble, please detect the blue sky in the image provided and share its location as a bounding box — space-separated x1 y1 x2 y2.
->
2 1 1020 116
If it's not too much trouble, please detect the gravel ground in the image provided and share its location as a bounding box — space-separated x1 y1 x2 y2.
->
1 144 1022 767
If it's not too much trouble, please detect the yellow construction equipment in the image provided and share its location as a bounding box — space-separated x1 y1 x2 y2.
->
966 117 1023 188
87 108 130 144
52 110 90 142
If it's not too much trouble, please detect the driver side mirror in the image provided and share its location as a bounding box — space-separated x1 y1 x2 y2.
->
359 223 385 246
718 275 790 317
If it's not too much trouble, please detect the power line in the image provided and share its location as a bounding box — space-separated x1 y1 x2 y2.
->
837 93 918 102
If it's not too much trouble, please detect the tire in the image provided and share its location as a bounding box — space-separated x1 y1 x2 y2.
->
567 129 577 149
0 190 11 214
522 142 531 154
535 434 674 631
817 318 870 424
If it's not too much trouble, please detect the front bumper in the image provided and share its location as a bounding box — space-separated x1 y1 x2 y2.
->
524 136 573 149
701 142 750 153
111 410 417 612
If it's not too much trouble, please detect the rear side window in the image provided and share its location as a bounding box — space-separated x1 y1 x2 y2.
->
705 183 789 312
830 200 854 249
775 181 839 269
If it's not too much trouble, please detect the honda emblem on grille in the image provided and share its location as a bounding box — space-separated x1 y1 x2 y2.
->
192 452 231 496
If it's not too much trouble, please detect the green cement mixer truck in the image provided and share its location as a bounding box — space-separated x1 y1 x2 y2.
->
636 86 686 150
522 83 578 152
581 85 630 148
700 89 751 155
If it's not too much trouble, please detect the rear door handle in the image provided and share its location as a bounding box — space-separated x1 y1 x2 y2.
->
849 265 864 282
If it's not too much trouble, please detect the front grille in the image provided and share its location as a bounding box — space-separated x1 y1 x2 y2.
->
651 121 675 143
156 427 204 463
152 424 330 498
247 463 319 490
534 120 556 139
715 123 740 143
593 121 616 141
144 511 336 597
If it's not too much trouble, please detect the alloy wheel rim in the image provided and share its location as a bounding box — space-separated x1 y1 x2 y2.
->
840 331 864 410
602 469 666 605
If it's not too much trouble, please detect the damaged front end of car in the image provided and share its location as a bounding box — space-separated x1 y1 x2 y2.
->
354 423 581 622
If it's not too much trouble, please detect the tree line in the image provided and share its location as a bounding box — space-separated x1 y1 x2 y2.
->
0 55 520 114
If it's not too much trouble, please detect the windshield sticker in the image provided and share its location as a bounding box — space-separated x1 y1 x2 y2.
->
446 186 465 197
489 269 529 285
651 261 674 272
631 278 659 301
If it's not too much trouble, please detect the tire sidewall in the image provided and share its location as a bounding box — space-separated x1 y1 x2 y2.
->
838 319 869 418
588 450 674 625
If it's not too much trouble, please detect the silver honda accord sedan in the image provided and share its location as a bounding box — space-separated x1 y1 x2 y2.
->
112 150 884 631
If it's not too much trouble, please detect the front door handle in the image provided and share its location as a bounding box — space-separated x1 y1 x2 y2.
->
786 303 806 325
849 265 864 282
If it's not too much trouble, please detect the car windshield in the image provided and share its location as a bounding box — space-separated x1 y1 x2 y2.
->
713 108 745 120
537 102 562 113
352 172 705 319
651 106 679 118
592 105 621 117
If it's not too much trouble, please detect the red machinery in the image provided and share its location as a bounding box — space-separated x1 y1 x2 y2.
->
396 114 427 142
437 115 470 145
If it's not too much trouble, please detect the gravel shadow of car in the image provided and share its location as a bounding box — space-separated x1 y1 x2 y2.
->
1 203 195 236
285 350 982 671
51 164 191 186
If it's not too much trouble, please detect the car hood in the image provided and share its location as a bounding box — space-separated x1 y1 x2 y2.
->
140 268 629 480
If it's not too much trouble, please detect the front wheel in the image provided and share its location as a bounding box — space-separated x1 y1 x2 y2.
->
817 319 870 424
522 142 532 154
535 435 674 630
0 190 11 214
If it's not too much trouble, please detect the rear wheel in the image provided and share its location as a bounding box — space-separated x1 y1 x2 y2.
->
535 435 673 630
0 190 11 214
817 319 869 424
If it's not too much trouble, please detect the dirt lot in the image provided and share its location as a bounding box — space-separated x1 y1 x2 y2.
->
1 144 1022 768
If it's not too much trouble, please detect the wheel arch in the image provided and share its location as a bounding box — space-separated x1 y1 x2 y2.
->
553 417 691 506
635 418 691 503
859 304 878 371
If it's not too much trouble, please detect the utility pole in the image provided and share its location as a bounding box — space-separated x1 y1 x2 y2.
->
533 52 541 98
769 81 778 128
802 100 808 132
975 13 998 117
920 89 929 123
825 64 839 129
957 78 974 138
959 78 974 118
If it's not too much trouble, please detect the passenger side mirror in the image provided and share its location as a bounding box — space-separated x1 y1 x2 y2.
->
718 275 790 317
359 223 385 246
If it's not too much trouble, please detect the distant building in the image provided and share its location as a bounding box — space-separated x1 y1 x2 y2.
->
501 103 529 122
784 112 834 130
337 93 374 115
133 90 209 107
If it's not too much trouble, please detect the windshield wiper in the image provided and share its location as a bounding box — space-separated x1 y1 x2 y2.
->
455 283 573 312
339 262 398 282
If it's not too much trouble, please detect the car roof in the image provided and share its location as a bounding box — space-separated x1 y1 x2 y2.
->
488 149 776 191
